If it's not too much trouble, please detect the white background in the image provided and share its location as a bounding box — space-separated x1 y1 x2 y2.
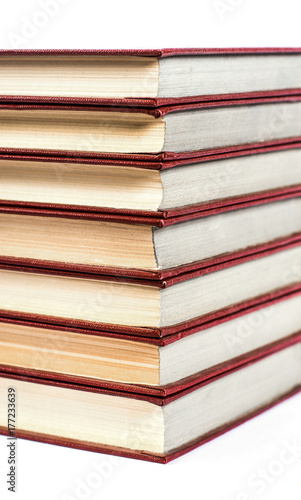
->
0 0 301 498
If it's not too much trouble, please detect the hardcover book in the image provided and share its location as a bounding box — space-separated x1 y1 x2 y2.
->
1 97 301 159
0 341 300 462
0 242 301 336
1 197 301 279
0 292 300 393
1 46 301 464
1 144 301 216
1 48 301 105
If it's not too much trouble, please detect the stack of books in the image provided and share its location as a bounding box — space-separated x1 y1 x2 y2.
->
0 48 301 463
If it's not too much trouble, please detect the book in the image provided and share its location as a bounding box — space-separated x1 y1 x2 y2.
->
0 292 300 392
0 340 300 462
1 48 301 105
1 197 301 278
1 47 301 464
1 144 301 215
1 97 301 158
0 242 301 336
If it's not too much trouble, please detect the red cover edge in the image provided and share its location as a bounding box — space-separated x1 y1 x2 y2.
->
2 89 301 108
0 140 300 168
0 152 165 169
1 137 301 163
1 94 301 116
1 48 301 57
159 47 301 56
0 49 163 57
164 187 301 219
162 137 301 161
2 186 301 225
0 205 166 227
